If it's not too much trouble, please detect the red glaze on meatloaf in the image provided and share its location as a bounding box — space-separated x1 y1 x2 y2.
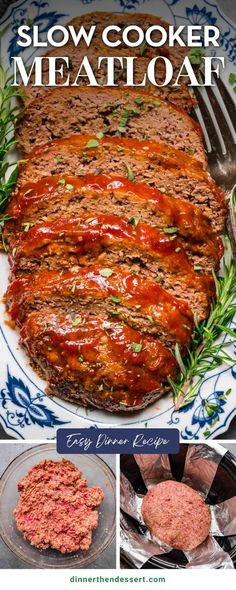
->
6 266 194 349
6 174 222 271
8 213 215 322
20 310 178 411
15 135 226 233
141 480 211 550
15 459 104 553
16 87 206 166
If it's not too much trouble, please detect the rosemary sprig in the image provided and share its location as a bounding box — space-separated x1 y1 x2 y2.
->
169 238 236 410
0 65 22 216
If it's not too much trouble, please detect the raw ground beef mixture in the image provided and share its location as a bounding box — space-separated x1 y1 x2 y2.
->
14 459 104 553
141 480 211 550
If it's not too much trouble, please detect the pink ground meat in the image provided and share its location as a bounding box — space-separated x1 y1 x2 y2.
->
141 480 211 550
15 459 104 553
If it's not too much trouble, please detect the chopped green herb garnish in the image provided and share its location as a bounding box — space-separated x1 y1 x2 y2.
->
188 47 205 65
146 315 154 323
78 355 84 362
96 132 104 139
86 139 100 149
22 222 32 232
194 265 202 271
99 268 113 278
58 178 66 186
229 73 236 85
111 108 119 118
125 163 134 181
65 184 74 191
128 214 141 227
186 147 196 156
162 227 178 234
110 295 121 304
131 342 142 352
72 317 82 326
203 430 211 438
118 108 139 133
114 69 123 82
134 97 144 105
140 40 147 56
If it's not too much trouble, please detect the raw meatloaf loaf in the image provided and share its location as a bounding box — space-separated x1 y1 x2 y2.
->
17 87 206 166
15 459 104 553
141 480 211 550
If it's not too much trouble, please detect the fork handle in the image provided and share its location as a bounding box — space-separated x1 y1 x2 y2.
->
226 186 236 265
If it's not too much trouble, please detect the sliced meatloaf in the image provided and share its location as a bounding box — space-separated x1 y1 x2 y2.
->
20 308 178 412
17 87 206 166
23 47 194 113
62 12 189 65
8 214 215 322
6 267 193 349
5 174 222 272
16 136 226 232
22 12 192 110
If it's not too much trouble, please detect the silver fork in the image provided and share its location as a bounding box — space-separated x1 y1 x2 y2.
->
192 73 236 260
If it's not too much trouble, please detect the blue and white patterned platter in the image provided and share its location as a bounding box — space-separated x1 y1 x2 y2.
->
0 0 236 439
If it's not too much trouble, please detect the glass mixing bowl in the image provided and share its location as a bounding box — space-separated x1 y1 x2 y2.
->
0 444 116 568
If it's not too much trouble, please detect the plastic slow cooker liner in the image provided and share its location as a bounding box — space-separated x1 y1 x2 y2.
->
120 443 236 569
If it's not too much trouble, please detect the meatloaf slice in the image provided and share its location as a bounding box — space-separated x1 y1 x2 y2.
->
5 174 222 272
9 214 215 321
22 48 194 113
6 266 193 350
20 308 178 412
17 87 206 166
64 12 189 65
22 51 196 114
22 11 191 107
16 136 226 232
